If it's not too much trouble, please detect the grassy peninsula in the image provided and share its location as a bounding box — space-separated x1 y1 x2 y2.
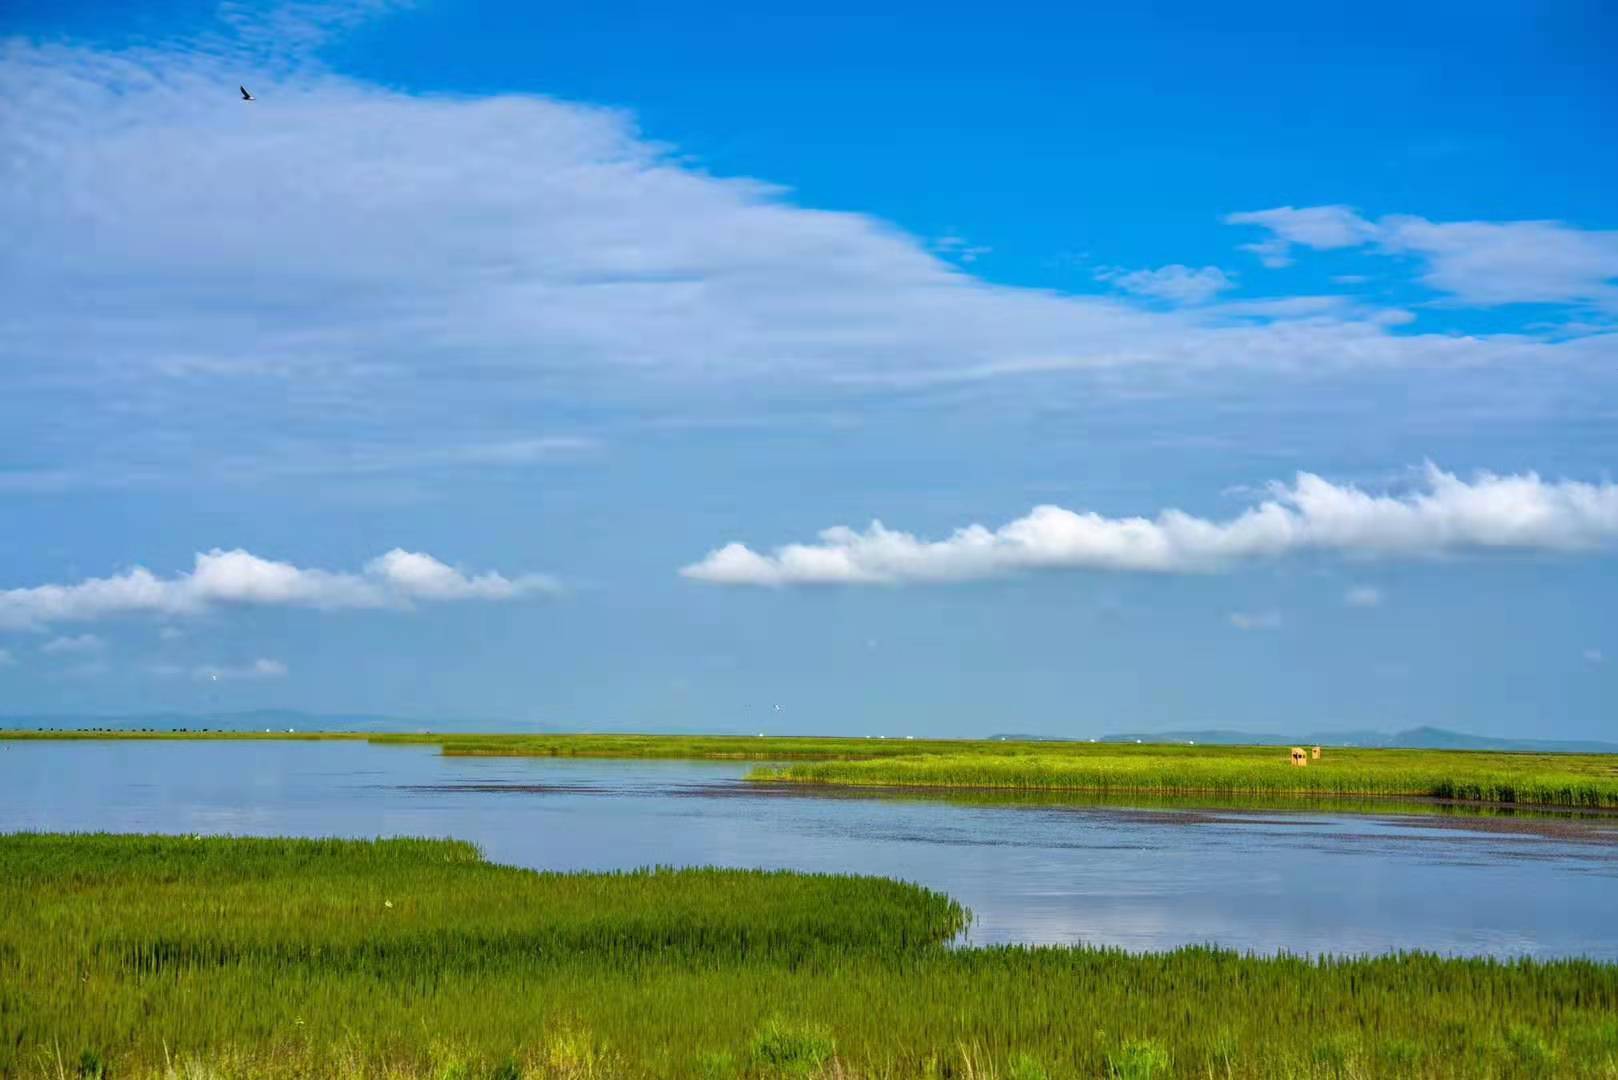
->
746 743 1618 809
7 730 1618 811
4 833 1618 1079
400 734 1618 811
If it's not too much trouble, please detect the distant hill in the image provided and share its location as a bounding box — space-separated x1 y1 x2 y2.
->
0 709 533 734
0 710 751 737
7 714 1612 754
989 726 1618 754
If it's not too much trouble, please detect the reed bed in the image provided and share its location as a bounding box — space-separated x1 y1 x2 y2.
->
381 733 974 761
5 834 1618 1078
748 746 1618 809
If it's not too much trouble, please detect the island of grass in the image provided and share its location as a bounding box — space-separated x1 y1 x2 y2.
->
399 734 1618 810
8 730 1618 811
4 833 1617 1078
744 743 1618 809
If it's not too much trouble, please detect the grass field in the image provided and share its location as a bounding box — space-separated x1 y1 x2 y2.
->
5 833 1618 1079
8 730 1618 810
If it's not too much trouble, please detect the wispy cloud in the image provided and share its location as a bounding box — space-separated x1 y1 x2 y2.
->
0 436 600 495
1228 205 1618 309
194 658 289 681
1 549 555 630
1343 585 1384 608
930 235 992 263
1586 648 1606 665
0 648 14 667
41 633 105 655
1100 265 1234 305
1225 206 1381 267
683 465 1618 586
1228 611 1282 631
1 18 1609 501
149 657 290 681
213 0 412 58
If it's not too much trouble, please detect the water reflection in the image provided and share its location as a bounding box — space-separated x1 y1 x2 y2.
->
2 739 1615 959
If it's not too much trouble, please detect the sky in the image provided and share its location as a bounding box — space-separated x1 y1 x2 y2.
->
1 0 1616 737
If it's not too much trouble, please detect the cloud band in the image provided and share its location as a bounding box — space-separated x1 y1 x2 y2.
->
682 465 1618 586
0 549 555 630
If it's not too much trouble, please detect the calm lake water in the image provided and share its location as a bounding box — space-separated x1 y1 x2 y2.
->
4 739 1617 959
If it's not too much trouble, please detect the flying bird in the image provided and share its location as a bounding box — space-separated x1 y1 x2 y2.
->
239 85 255 102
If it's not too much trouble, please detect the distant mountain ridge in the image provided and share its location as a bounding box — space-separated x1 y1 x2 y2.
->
0 709 528 734
4 713 1612 754
0 710 745 736
990 726 1618 754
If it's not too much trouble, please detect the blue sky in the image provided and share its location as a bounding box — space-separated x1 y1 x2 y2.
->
1 0 1615 737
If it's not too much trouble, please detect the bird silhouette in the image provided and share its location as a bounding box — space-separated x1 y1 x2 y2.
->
239 85 255 102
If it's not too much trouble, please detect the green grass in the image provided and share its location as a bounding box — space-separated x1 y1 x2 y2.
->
371 732 974 761
5 833 1618 1078
748 743 1618 809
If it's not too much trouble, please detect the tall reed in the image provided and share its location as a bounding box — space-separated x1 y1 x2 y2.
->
5 833 1618 1078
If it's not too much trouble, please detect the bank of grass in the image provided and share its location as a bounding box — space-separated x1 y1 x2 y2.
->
6 834 1618 1079
390 733 970 761
748 744 1618 809
392 733 1618 812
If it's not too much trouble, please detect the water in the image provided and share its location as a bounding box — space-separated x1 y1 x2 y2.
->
5 739 1617 959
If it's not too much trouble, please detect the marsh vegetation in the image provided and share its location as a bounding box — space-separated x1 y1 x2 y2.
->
748 743 1618 809
5 833 1618 1078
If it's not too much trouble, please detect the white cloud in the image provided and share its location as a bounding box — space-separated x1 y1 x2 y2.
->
364 549 533 600
1228 611 1282 631
0 549 554 630
215 0 409 57
41 633 105 655
1223 208 1378 265
1225 206 1380 267
930 235 992 263
237 437 602 479
1228 206 1618 309
682 465 1618 586
158 626 185 641
1101 265 1233 305
194 658 289 681
1586 649 1606 665
1343 586 1383 608
0 16 1610 493
1378 216 1618 309
0 648 14 667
